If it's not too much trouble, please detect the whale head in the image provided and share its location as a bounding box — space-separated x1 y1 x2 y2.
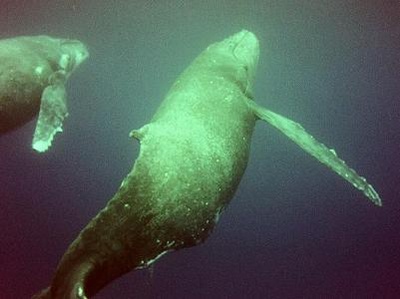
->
59 38 89 73
228 30 259 79
203 30 260 97
20 36 89 74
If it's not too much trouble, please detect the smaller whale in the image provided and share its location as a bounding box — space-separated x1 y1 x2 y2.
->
0 35 89 152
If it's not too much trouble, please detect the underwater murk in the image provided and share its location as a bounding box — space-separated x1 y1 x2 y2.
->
1 1 399 299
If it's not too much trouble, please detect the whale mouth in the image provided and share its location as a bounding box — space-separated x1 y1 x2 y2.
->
230 30 259 98
232 30 259 71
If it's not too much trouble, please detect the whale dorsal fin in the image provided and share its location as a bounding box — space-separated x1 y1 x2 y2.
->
248 100 382 206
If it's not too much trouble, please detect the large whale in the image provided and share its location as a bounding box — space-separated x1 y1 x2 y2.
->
0 35 89 152
33 30 381 298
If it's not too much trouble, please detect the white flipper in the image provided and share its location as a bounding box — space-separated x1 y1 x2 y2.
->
248 100 382 206
32 81 68 153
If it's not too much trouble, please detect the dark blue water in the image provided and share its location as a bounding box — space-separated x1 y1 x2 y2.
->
1 1 399 298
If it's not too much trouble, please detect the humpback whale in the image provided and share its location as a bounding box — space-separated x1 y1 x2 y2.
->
0 35 89 152
33 30 381 298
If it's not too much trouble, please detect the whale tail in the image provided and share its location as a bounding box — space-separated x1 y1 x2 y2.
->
31 287 51 299
32 284 87 299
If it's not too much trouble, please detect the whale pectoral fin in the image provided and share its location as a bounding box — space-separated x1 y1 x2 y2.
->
248 100 382 206
32 82 68 153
